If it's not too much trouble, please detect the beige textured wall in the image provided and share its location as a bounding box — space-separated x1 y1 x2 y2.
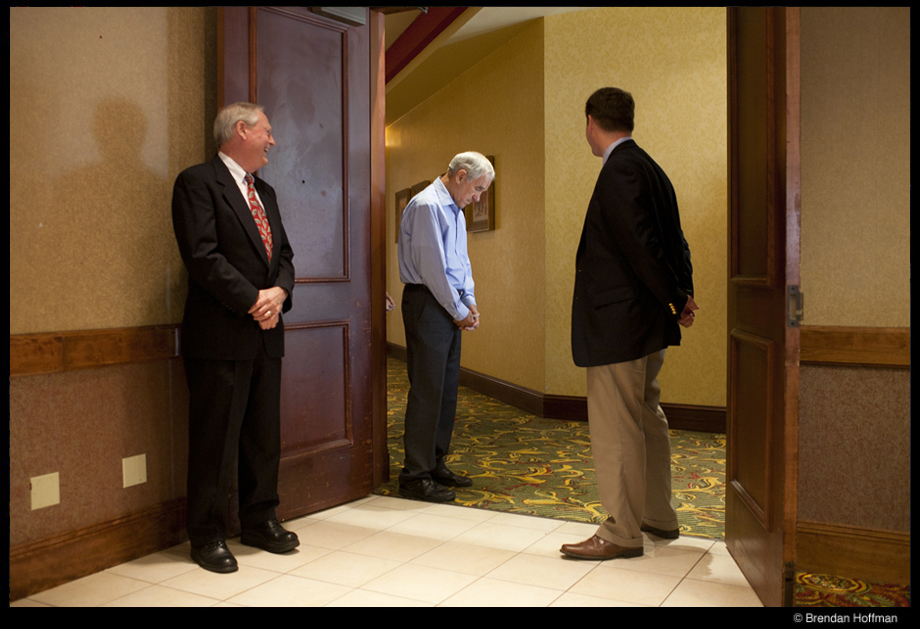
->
543 8 727 404
386 21 547 392
9 8 214 545
10 7 216 335
797 8 911 533
800 7 911 327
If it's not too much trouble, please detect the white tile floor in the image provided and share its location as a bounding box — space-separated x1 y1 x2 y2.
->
12 495 762 607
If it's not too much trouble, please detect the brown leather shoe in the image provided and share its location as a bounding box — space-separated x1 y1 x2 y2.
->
641 523 680 539
560 535 643 560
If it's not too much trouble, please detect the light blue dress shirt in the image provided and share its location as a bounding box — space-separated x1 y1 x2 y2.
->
398 177 476 321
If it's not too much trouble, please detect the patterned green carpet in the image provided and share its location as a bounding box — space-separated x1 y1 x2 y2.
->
378 358 724 538
378 357 910 607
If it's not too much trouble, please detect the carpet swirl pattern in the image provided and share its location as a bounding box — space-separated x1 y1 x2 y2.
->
378 358 723 537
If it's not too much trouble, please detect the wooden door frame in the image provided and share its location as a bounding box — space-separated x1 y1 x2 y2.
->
369 8 389 488
781 9 802 603
726 6 801 608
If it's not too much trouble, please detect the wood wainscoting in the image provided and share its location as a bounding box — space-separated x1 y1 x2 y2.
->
10 324 180 377
9 499 187 601
797 520 910 586
798 325 910 585
800 325 910 369
11 326 908 599
10 325 186 601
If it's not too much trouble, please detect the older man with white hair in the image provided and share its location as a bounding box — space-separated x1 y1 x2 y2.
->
397 152 494 502
172 102 298 573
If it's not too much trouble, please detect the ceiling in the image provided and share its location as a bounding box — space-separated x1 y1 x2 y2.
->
383 7 591 125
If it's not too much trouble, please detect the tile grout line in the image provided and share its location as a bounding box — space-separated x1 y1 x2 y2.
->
18 495 752 607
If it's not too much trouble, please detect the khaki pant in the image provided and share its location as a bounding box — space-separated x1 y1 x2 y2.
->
587 350 678 548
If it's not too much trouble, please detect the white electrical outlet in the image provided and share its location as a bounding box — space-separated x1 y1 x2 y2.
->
122 454 147 488
31 472 60 510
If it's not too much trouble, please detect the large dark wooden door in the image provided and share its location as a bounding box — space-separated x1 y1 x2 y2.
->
219 7 386 520
726 7 801 607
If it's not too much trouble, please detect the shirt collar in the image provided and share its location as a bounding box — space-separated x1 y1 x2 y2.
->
218 151 249 184
433 176 460 213
603 136 633 165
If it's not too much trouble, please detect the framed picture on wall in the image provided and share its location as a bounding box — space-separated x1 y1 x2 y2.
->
410 180 430 199
395 181 431 243
464 155 495 233
394 188 410 243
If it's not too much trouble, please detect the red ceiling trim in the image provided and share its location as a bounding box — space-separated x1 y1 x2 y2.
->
385 7 468 83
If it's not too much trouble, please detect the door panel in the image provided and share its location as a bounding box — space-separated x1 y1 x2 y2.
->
281 324 350 449
729 329 773 526
219 6 379 521
257 9 348 279
727 7 801 607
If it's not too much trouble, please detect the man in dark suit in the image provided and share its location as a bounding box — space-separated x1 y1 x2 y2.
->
172 102 299 573
562 88 698 561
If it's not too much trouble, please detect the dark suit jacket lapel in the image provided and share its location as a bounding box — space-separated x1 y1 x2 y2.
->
211 156 272 268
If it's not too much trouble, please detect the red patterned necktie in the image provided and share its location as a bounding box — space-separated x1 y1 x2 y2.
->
245 174 273 261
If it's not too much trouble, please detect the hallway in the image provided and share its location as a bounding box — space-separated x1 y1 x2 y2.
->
13 494 760 607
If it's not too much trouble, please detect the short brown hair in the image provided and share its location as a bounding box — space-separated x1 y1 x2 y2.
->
585 88 634 133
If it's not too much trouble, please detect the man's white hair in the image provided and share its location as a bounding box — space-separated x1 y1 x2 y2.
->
213 102 264 146
447 152 494 181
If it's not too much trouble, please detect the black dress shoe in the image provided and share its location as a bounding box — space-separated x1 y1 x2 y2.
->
191 541 238 573
241 519 300 554
641 523 680 539
399 478 456 503
431 467 473 488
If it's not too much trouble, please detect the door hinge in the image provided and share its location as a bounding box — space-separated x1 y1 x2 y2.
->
787 285 804 327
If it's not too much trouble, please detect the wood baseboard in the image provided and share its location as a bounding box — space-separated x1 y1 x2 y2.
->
797 520 910 586
9 499 187 601
386 343 726 432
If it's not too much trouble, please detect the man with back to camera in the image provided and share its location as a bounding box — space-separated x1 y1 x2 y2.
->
172 102 299 573
563 88 699 560
397 152 494 503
